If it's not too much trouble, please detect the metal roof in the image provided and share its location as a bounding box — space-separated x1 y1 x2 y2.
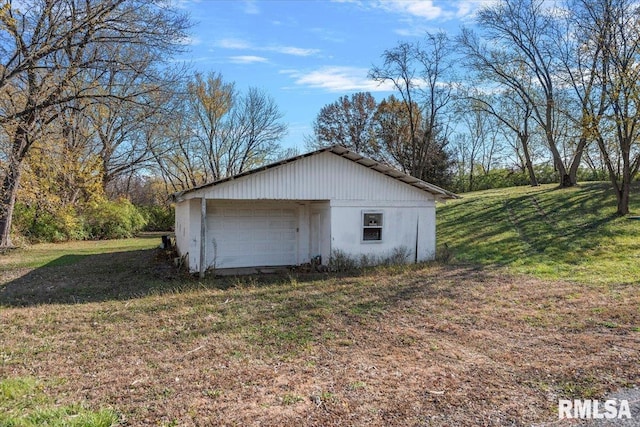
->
171 145 459 201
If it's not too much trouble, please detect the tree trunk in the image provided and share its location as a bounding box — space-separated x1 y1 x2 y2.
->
0 162 23 248
567 136 589 187
544 126 575 188
617 152 632 215
612 171 630 216
596 135 630 216
519 133 538 186
0 123 32 247
617 184 630 215
553 157 571 188
561 173 573 187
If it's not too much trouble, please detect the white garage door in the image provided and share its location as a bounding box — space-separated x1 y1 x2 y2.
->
207 203 298 268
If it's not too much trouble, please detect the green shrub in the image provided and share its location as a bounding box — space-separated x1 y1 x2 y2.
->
13 203 88 243
138 204 174 232
14 198 150 243
56 205 90 241
452 165 612 194
85 197 147 239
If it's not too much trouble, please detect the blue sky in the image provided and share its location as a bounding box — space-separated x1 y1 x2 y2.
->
179 0 487 150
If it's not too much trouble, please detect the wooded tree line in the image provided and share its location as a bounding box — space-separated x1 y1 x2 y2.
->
0 0 188 246
2 0 640 246
308 0 640 215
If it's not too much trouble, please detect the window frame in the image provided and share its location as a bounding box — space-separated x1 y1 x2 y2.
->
361 210 384 243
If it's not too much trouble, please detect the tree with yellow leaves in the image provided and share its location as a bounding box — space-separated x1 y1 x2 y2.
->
0 0 189 247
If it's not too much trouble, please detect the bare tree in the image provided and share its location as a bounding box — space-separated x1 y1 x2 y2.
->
461 86 539 186
154 72 288 191
459 0 585 187
84 64 182 193
0 0 189 247
369 32 454 187
374 95 419 169
151 94 203 192
226 87 288 176
373 94 453 187
186 72 235 184
454 97 504 192
574 0 640 214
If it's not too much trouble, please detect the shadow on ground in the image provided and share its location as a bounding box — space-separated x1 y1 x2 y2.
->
0 245 354 307
0 247 179 306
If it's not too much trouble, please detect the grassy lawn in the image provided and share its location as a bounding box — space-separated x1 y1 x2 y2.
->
437 182 640 284
0 377 119 427
0 186 638 426
0 237 158 271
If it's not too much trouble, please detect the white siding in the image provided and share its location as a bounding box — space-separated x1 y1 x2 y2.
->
173 198 204 271
330 202 435 263
183 152 434 203
417 206 436 261
174 200 190 261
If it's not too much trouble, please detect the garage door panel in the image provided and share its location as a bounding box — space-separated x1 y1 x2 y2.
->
280 230 296 240
221 241 245 252
223 208 253 217
207 203 298 268
254 241 294 252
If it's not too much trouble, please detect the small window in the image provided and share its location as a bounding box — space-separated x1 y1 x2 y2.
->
362 212 383 242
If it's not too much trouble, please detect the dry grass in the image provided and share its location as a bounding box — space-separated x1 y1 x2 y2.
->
0 242 638 426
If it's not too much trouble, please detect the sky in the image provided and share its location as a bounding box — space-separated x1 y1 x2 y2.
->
178 0 489 150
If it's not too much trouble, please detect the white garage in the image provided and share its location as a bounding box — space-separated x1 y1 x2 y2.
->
171 145 457 276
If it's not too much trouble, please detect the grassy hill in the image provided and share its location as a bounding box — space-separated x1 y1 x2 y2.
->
437 182 640 285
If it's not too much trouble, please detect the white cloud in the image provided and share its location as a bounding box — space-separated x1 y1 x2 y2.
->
286 66 450 93
356 1 476 37
455 1 473 18
376 0 447 20
289 66 396 93
178 36 201 46
167 0 201 10
216 38 252 49
405 1 444 19
361 0 489 22
243 0 260 15
454 0 495 19
229 55 268 64
268 46 320 57
214 39 320 57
